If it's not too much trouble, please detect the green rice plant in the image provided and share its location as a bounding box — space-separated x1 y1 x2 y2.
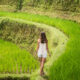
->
0 39 39 73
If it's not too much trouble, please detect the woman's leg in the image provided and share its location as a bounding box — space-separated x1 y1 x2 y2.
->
40 58 46 75
39 57 42 75
42 58 46 74
39 57 42 66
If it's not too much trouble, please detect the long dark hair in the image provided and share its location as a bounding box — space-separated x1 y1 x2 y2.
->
40 32 47 43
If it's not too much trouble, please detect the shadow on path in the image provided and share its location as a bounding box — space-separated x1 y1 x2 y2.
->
42 75 49 80
0 76 30 80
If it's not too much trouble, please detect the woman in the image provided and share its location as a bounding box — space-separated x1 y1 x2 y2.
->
36 32 51 76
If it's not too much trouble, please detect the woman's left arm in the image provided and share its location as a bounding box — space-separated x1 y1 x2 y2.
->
46 41 51 57
36 39 39 54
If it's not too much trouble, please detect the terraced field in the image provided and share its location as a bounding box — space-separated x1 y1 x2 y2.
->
0 39 39 73
0 12 80 80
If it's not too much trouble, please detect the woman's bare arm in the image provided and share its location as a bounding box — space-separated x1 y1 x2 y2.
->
46 41 51 56
36 39 40 53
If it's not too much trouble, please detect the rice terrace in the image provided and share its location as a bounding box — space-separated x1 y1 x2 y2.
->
0 0 80 80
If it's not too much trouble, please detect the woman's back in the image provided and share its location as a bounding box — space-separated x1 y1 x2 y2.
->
38 39 47 54
39 43 46 50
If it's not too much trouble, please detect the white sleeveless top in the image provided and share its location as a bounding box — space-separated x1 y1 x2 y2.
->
38 42 47 55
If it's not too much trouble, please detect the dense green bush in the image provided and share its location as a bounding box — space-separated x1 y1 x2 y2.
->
0 18 44 54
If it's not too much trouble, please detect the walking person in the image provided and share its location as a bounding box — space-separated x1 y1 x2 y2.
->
36 32 51 76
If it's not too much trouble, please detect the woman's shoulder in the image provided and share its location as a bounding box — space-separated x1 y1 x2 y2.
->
38 39 41 43
45 39 48 43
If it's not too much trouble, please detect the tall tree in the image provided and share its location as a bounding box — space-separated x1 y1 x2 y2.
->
17 0 23 10
77 0 79 4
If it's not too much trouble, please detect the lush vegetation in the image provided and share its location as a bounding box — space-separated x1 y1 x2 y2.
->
0 11 80 80
0 0 80 12
0 39 39 73
31 0 80 11
0 18 43 54
49 19 80 80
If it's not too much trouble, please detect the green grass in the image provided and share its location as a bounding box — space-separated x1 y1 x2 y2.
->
0 39 39 73
0 11 80 80
0 73 30 80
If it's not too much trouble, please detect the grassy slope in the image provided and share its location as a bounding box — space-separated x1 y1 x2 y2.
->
0 12 80 80
0 39 39 73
